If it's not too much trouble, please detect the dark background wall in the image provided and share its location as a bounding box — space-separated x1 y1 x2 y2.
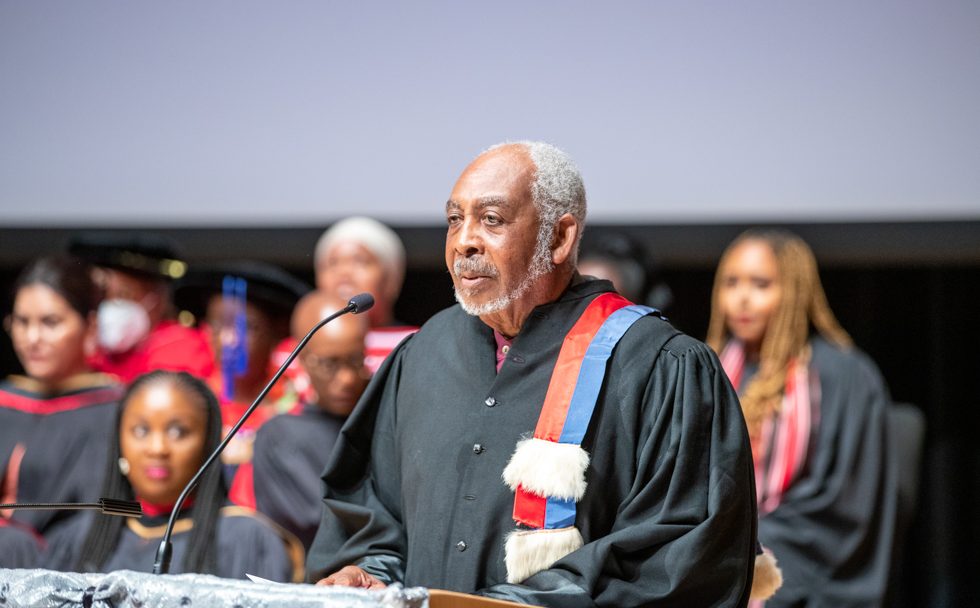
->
1 221 978 605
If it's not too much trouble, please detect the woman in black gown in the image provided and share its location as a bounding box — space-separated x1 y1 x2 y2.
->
44 370 302 581
708 229 897 607
1 256 121 566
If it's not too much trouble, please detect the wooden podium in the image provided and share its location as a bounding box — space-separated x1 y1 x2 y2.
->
429 589 530 607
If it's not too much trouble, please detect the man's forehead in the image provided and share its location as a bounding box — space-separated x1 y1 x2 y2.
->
467 145 533 177
448 149 534 206
305 318 366 350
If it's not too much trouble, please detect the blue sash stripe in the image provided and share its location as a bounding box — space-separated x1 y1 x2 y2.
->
558 305 655 445
543 304 656 529
544 496 578 529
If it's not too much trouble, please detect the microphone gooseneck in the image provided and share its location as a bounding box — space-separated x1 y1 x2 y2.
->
152 292 374 575
0 498 142 517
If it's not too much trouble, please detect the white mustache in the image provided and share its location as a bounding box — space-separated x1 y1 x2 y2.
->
453 257 499 278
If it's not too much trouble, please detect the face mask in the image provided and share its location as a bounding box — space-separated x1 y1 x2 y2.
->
97 299 151 354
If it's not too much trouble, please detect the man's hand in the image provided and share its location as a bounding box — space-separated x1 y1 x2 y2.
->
315 565 386 589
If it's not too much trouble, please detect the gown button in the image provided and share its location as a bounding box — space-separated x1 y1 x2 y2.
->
485 397 496 407
472 443 485 454
456 540 467 552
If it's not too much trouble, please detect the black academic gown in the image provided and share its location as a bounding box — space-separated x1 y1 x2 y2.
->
43 506 303 582
755 338 897 608
252 405 345 549
0 375 121 538
0 520 41 568
307 279 757 608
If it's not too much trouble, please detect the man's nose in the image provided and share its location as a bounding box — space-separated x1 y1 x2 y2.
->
454 217 483 256
335 365 359 386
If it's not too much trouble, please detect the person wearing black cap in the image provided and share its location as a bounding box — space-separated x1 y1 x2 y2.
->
174 260 309 504
68 232 214 383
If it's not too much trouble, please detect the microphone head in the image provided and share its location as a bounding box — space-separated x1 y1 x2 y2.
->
348 293 375 314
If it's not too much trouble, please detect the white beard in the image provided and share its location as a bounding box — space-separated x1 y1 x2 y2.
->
453 233 554 316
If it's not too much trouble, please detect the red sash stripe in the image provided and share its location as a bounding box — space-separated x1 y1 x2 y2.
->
533 293 631 442
513 484 547 529
0 386 122 415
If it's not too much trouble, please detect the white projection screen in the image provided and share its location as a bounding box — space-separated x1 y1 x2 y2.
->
1 1 978 227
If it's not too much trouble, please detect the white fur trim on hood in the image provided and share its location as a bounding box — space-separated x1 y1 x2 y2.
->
502 437 590 501
504 526 585 584
750 548 783 600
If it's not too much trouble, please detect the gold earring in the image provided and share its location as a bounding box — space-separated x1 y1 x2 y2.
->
118 457 131 476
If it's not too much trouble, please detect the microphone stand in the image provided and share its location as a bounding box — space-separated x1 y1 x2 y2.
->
152 293 374 574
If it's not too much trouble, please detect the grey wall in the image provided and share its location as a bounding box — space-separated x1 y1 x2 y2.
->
2 1 978 226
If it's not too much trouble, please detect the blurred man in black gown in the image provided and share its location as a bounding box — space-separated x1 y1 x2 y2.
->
252 291 370 549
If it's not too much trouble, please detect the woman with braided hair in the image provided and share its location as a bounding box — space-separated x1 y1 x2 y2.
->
43 370 302 581
708 229 898 607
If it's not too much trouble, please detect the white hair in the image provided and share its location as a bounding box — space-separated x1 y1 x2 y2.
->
488 141 587 266
313 216 406 298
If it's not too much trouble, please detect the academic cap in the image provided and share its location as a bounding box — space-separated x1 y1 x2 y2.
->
174 260 311 320
68 231 187 280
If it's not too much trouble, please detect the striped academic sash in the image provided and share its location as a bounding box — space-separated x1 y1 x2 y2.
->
511 292 660 529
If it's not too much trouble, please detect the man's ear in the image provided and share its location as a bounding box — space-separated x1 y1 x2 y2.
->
551 214 580 266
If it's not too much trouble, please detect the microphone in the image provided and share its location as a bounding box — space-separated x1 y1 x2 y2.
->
347 292 374 314
0 498 142 517
152 292 374 574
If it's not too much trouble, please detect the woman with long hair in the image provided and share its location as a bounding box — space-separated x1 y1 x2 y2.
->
44 370 302 581
707 229 897 607
1 255 122 566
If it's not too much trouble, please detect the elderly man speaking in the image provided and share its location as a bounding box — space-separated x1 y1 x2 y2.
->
307 142 761 607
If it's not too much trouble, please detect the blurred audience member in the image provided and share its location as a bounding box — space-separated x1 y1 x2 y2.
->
43 371 302 581
68 232 213 382
707 228 896 607
0 256 122 565
251 291 370 549
314 217 417 373
175 261 309 471
578 231 673 312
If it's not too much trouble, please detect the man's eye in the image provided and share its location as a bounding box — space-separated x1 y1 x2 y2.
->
484 214 501 225
447 214 462 226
